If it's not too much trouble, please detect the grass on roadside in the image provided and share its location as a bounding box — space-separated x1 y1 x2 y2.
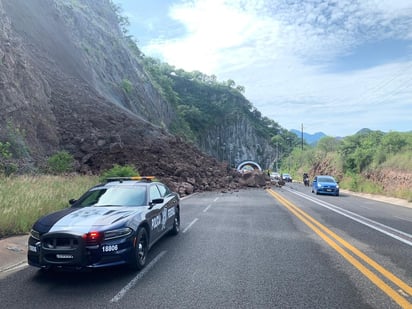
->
340 174 412 202
0 175 99 238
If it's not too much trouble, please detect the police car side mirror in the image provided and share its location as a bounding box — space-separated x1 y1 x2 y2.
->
149 198 164 208
69 199 77 205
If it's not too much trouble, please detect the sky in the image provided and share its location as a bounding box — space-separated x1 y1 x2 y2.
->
113 0 412 137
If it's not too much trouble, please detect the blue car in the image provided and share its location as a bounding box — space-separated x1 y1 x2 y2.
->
27 176 180 271
311 175 339 196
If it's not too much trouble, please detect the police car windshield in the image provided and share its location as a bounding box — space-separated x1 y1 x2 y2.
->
78 186 147 207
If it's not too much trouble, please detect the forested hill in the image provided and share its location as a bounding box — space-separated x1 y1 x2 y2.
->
141 58 299 168
0 0 298 190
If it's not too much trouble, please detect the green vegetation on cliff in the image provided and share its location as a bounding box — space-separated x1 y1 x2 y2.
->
140 55 302 166
282 130 412 201
141 57 286 142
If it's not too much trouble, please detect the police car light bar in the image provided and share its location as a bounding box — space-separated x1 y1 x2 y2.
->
106 176 155 182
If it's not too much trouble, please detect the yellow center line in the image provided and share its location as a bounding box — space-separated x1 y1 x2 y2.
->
267 189 412 309
271 189 412 296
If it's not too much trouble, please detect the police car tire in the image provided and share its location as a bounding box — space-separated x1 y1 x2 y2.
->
130 228 148 271
170 209 180 236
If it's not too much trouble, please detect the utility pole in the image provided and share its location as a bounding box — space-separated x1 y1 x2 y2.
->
301 123 304 150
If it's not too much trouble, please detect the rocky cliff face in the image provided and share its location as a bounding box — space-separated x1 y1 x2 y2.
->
168 74 277 170
1 0 172 162
0 0 59 161
0 0 273 192
199 115 276 169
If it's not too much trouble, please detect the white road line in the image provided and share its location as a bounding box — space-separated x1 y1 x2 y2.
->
1 262 28 273
203 204 212 213
285 188 412 247
393 216 411 222
110 250 167 303
183 218 198 233
213 197 219 202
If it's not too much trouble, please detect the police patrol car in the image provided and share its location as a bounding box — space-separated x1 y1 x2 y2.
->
27 176 180 271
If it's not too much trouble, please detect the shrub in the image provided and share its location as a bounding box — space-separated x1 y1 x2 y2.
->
121 79 133 93
0 141 18 176
47 151 74 174
3 162 18 176
100 164 139 181
0 141 12 159
6 121 30 159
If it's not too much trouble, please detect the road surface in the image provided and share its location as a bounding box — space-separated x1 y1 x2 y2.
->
1 184 411 308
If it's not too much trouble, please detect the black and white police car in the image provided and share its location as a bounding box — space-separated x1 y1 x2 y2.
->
27 176 180 271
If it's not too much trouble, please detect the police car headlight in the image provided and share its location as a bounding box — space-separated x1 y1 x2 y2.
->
30 229 40 241
104 227 133 240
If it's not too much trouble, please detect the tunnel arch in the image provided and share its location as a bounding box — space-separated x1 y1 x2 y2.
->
236 160 262 172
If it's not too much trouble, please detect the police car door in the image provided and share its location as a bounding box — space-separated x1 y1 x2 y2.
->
156 183 177 230
148 184 166 241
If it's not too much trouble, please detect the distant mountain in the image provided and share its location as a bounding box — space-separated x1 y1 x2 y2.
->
290 129 327 145
355 128 374 135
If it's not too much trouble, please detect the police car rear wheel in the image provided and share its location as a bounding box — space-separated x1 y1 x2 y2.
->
170 210 180 235
130 228 148 270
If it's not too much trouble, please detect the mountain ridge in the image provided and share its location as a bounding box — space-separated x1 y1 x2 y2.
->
290 129 327 144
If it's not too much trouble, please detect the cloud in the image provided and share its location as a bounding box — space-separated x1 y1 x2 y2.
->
145 0 282 74
141 0 412 135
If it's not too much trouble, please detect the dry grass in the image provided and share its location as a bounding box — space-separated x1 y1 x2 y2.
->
340 173 412 203
0 175 98 238
382 152 412 170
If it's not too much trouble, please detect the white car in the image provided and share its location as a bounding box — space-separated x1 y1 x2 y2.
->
282 173 292 182
270 172 281 181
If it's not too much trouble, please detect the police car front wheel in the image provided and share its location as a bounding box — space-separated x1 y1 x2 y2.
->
130 227 148 271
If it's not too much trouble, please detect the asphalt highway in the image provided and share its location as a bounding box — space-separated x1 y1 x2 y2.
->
1 184 411 308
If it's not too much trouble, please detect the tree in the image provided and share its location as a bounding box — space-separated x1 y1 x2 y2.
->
226 79 235 88
317 136 340 154
380 131 407 153
236 85 245 93
339 130 384 173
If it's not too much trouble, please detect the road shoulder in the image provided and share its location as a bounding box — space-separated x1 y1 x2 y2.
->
0 234 29 279
341 189 412 208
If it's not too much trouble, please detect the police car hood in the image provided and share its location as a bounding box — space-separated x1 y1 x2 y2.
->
35 206 143 234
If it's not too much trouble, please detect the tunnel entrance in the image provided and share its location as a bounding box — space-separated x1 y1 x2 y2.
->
236 160 262 172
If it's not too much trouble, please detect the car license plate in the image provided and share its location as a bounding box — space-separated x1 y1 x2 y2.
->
326 189 332 192
56 254 74 259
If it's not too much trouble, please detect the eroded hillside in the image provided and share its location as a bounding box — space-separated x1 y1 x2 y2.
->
0 0 247 192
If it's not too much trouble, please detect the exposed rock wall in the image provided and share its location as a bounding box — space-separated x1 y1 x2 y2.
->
0 0 59 161
0 0 176 162
3 0 175 126
169 74 276 170
199 114 276 169
365 168 412 193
